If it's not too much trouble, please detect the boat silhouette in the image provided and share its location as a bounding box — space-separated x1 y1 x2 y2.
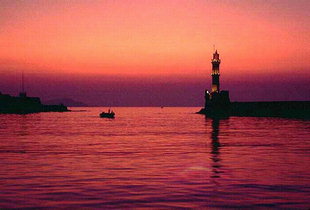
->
100 109 115 118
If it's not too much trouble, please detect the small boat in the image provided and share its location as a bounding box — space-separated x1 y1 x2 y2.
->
99 109 115 118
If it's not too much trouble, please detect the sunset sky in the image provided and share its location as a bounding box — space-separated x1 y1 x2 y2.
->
0 0 309 105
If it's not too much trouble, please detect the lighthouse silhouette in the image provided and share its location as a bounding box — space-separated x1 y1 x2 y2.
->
203 50 230 116
211 50 221 93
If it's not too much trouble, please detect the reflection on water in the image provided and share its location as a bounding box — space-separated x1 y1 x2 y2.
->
210 118 222 179
0 107 309 208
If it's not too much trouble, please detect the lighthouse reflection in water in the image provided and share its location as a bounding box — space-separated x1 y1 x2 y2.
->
0 107 309 208
210 118 222 179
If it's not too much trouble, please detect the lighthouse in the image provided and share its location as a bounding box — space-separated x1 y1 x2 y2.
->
202 50 230 114
211 50 220 93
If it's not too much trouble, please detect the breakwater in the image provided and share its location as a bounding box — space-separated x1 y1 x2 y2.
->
198 101 310 119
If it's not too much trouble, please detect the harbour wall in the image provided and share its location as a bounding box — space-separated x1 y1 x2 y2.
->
230 101 310 119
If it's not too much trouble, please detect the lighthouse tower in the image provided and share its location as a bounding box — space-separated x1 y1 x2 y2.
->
203 49 230 113
211 50 220 93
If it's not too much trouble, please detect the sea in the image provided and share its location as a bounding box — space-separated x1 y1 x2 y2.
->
0 107 309 209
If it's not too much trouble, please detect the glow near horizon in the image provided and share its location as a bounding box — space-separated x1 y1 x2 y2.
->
0 0 309 77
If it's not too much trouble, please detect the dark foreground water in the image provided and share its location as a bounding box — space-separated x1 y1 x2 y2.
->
0 107 309 209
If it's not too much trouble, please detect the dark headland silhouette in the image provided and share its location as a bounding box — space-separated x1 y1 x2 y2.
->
0 92 68 114
1 70 69 114
197 50 310 119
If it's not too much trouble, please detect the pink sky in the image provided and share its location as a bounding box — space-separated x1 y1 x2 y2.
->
0 0 309 77
0 0 309 104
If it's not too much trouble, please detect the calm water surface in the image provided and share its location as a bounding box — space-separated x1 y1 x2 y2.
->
0 107 309 209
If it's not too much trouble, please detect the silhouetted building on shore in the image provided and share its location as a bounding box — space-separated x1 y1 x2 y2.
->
0 91 68 114
197 51 310 119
